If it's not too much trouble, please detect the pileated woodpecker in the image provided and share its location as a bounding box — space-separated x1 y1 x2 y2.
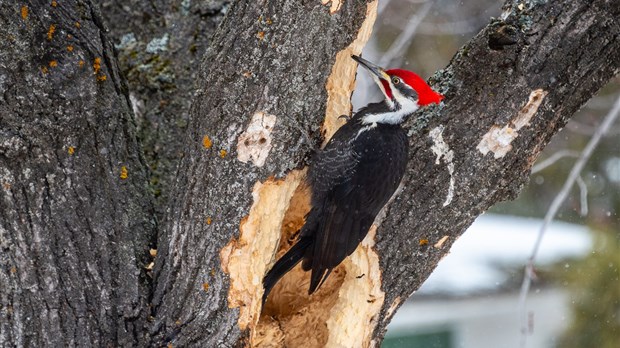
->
263 55 444 304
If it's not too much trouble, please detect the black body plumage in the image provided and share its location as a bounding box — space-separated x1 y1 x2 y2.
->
262 101 409 303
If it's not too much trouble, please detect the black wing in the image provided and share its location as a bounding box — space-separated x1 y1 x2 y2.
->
303 123 408 293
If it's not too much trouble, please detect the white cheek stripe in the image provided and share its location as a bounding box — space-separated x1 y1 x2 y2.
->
362 77 419 125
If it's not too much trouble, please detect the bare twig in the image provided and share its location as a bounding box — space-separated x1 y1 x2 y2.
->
378 1 434 67
531 150 580 174
566 120 620 136
379 0 429 15
576 176 588 217
377 0 393 15
518 94 620 348
407 4 501 35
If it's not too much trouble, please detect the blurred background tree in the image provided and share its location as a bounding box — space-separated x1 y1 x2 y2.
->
558 232 620 348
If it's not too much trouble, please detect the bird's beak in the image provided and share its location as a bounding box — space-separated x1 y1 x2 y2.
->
351 55 390 81
351 55 394 106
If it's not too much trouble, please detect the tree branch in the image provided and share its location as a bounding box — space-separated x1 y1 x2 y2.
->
372 0 620 339
99 0 230 219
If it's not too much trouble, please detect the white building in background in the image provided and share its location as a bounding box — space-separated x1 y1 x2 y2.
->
383 214 592 348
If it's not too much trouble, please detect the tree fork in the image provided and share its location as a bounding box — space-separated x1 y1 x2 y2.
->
1 0 619 346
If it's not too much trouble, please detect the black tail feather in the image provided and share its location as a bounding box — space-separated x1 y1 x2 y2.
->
308 268 332 295
262 237 312 305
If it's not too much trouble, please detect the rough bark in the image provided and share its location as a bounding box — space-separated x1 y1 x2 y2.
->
1 0 619 347
0 1 155 346
98 0 229 219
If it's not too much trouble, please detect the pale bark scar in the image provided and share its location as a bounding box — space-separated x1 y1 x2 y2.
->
429 125 456 206
384 296 402 322
236 111 277 167
477 89 548 158
434 235 449 249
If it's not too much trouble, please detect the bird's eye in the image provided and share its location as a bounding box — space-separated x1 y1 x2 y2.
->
392 77 400 85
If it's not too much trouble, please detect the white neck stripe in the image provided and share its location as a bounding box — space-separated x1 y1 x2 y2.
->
361 96 419 125
362 74 419 125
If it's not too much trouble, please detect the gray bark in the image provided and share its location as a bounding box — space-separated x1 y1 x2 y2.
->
99 0 229 220
0 0 618 346
0 1 155 346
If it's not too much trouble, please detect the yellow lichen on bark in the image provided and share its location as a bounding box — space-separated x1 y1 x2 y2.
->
202 135 213 149
47 24 56 40
21 6 28 20
321 0 378 145
93 57 101 74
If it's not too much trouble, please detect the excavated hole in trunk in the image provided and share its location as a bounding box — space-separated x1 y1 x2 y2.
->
253 185 385 347
254 181 346 347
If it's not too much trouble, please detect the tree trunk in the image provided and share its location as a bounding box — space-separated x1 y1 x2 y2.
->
1 0 618 347
0 1 155 346
98 0 229 220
